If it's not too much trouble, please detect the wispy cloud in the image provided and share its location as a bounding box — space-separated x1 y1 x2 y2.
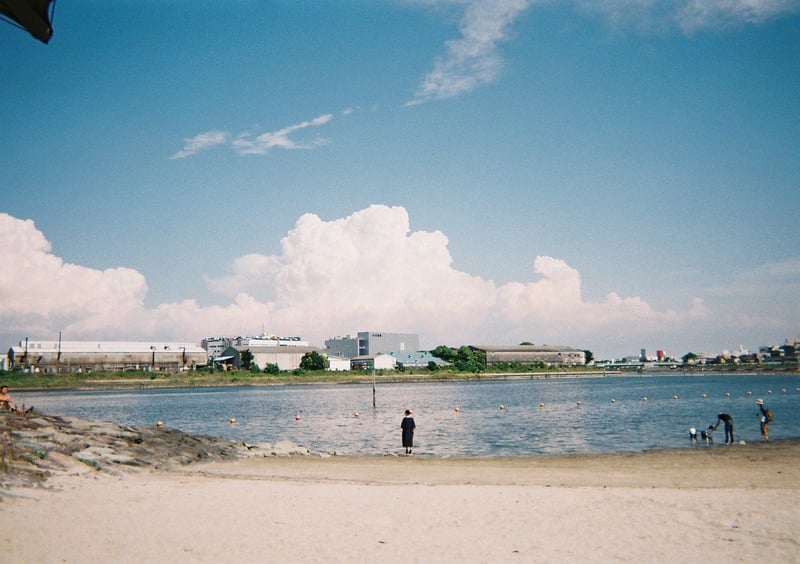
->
407 0 798 105
170 130 230 160
170 114 335 159
407 0 532 106
232 114 334 155
573 0 800 34
677 0 799 32
759 258 800 277
705 258 800 298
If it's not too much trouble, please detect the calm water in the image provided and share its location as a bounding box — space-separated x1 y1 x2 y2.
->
15 374 800 457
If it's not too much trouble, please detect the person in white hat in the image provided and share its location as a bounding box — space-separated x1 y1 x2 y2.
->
756 399 771 441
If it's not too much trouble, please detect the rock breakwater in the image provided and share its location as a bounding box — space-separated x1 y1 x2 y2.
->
0 410 311 493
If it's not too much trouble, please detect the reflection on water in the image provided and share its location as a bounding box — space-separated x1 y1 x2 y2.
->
16 375 800 456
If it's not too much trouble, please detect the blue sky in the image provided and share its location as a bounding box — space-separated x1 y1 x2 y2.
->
2 0 798 359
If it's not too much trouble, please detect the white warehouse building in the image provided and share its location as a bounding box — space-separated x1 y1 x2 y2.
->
6 340 208 373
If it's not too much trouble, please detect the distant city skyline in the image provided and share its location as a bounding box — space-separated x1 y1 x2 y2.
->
2 1 798 360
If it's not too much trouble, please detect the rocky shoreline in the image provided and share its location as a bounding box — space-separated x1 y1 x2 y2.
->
0 410 312 494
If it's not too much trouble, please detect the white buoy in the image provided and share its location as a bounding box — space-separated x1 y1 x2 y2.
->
499 404 505 410
673 395 678 400
702 393 708 398
156 421 163 427
642 396 648 402
229 417 236 424
454 407 460 412
539 402 545 408
610 398 616 403
353 411 360 418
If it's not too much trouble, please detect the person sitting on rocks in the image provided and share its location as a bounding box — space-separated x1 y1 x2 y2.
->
0 385 18 411
0 385 31 413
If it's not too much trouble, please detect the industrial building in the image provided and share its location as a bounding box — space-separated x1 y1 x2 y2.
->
389 350 447 369
325 332 420 358
6 340 208 373
471 345 586 367
350 354 397 371
201 335 308 360
215 345 324 372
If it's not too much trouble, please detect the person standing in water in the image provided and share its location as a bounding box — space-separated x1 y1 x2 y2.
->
713 413 734 444
401 409 416 455
756 399 771 441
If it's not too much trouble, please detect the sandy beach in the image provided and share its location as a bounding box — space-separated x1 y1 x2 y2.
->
2 412 799 563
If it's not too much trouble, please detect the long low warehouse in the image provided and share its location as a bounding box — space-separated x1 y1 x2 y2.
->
6 340 208 374
471 345 586 366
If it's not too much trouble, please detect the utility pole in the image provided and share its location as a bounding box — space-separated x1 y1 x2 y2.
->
57 331 62 374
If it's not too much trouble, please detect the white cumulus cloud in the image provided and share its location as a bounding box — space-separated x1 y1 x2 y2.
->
4 206 782 356
202 205 706 347
0 213 148 339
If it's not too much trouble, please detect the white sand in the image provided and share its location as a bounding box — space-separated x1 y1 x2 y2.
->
3 443 799 563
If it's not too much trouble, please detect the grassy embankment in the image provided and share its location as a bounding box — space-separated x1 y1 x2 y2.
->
2 363 796 392
2 365 608 391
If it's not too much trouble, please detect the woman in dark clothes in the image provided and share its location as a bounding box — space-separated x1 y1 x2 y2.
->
401 409 416 455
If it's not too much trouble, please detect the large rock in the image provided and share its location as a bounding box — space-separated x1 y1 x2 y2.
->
0 410 311 492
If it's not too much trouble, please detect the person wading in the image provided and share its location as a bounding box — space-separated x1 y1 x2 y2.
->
713 413 734 445
401 409 416 455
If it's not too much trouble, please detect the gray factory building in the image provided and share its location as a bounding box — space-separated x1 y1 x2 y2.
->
325 332 420 359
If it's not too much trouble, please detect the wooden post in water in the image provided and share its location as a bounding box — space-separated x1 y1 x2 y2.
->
372 366 376 408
